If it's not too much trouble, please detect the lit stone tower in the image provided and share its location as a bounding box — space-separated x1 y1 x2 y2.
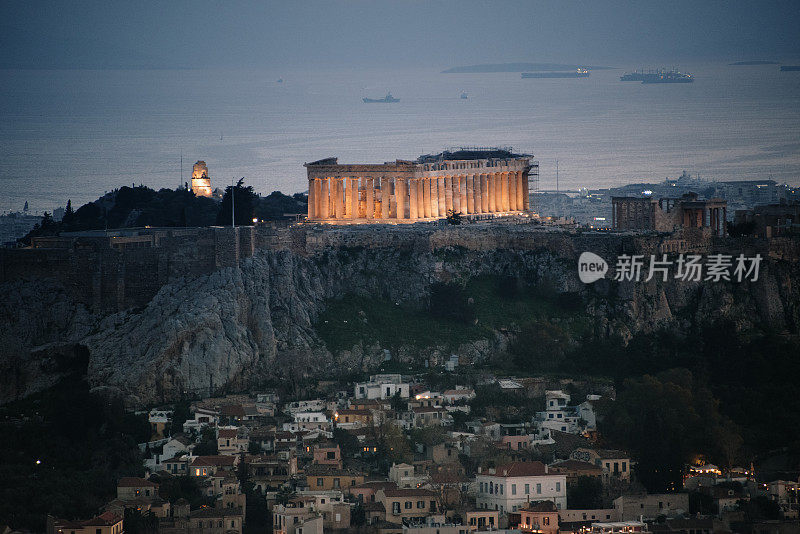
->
191 161 213 197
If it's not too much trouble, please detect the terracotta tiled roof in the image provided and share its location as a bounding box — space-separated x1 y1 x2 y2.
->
550 459 603 472
524 500 558 512
220 405 245 417
382 488 436 497
217 428 238 439
443 389 474 396
191 455 236 467
80 511 123 526
484 461 547 477
594 449 629 459
337 409 372 416
354 480 398 490
117 477 158 487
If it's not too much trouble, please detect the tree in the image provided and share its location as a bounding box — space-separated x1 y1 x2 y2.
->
567 476 603 509
63 199 75 225
275 485 296 506
390 390 407 412
217 178 258 226
171 401 191 434
193 426 218 456
333 428 360 460
446 210 462 225
598 370 742 493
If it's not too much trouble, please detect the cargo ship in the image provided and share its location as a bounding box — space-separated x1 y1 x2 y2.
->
642 69 693 83
780 66 800 71
621 68 693 83
362 92 400 103
620 70 647 81
522 68 589 78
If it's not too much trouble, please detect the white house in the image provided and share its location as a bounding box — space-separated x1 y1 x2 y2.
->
182 407 219 433
282 411 331 432
534 391 599 436
284 399 326 414
442 388 476 404
354 374 410 400
475 461 567 514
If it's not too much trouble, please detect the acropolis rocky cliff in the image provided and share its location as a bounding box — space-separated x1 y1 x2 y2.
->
1 223 798 407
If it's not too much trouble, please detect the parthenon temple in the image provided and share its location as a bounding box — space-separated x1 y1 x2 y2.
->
304 149 537 223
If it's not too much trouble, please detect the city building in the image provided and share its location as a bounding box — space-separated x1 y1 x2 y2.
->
612 194 727 236
305 149 536 223
613 494 689 521
475 462 567 514
518 501 559 534
375 487 439 523
734 200 800 238
571 449 632 482
47 512 124 534
354 374 410 400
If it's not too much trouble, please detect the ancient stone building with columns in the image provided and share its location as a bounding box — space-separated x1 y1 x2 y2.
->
612 192 727 236
304 149 537 223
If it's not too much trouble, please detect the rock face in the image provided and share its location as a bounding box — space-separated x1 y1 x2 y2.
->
1 226 798 407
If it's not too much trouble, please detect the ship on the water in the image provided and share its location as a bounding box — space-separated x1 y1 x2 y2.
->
621 68 693 83
363 92 400 103
522 68 589 79
780 66 800 71
620 69 648 81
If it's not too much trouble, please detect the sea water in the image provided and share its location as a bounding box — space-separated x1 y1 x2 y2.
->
1 62 799 213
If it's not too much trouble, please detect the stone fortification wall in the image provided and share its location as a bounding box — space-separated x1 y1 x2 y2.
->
2 224 791 316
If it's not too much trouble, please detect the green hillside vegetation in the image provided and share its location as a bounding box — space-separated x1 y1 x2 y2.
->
315 275 590 354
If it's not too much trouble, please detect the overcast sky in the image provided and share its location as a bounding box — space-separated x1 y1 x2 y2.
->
2 0 799 69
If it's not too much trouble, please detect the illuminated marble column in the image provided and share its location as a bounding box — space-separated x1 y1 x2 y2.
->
475 174 489 213
487 174 495 212
444 176 454 214
409 179 418 220
501 173 510 212
515 171 524 209
320 178 330 219
430 177 439 217
396 178 405 219
416 179 425 218
452 175 461 214
459 175 467 214
522 171 530 211
466 175 475 214
307 179 315 219
344 178 352 218
337 179 346 218
422 178 431 218
381 178 390 219
507 172 516 211
366 178 374 219
348 178 357 218
437 176 446 217
493 173 502 212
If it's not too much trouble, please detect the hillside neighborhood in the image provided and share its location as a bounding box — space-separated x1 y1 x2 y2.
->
39 374 799 534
